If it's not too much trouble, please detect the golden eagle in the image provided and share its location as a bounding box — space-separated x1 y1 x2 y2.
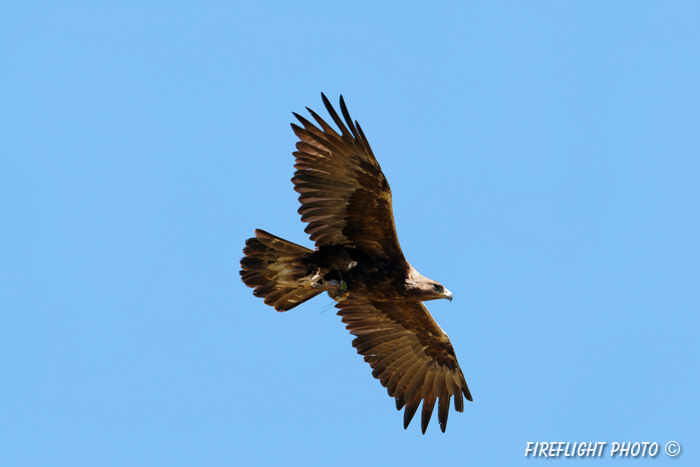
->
240 94 471 433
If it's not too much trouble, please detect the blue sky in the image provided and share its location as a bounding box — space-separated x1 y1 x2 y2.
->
2 2 698 466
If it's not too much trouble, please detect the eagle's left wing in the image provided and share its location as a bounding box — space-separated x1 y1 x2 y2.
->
336 296 472 433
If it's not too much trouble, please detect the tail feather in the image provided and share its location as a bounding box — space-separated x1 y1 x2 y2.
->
240 229 322 311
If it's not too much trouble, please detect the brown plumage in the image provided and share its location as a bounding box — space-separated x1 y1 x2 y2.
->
240 94 471 433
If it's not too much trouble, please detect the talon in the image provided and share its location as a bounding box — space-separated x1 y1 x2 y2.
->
297 268 323 288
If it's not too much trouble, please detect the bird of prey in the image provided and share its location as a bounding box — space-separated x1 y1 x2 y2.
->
240 94 471 433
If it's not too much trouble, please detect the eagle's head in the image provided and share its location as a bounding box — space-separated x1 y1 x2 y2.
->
429 281 453 302
405 267 453 302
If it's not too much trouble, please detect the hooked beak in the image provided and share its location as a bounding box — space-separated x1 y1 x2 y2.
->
443 289 453 302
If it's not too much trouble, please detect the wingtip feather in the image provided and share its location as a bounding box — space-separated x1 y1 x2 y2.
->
403 401 420 430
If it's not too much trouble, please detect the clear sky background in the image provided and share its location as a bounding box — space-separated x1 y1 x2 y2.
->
2 2 698 466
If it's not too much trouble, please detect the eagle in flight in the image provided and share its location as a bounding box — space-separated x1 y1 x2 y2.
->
240 94 471 433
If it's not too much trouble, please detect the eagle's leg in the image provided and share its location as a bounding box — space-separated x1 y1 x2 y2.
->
297 268 349 301
296 268 324 288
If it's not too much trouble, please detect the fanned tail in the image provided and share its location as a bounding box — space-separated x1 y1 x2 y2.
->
240 229 322 311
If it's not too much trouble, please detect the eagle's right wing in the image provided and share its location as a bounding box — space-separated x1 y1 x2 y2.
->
291 94 404 261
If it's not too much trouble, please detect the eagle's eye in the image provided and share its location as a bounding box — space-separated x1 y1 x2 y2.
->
432 283 443 293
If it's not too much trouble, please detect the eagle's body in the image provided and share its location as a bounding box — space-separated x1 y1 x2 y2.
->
240 95 471 433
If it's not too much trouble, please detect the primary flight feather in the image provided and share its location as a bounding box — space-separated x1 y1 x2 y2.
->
240 94 471 433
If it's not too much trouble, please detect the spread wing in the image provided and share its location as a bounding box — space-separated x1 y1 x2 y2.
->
291 94 403 260
336 296 472 433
